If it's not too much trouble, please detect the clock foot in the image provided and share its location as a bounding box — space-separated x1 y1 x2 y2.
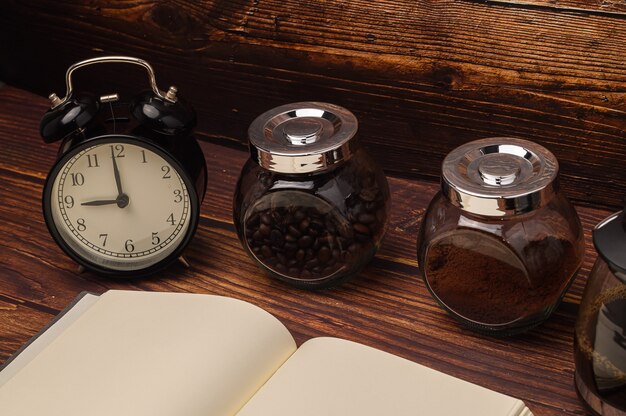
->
178 256 190 268
77 265 86 274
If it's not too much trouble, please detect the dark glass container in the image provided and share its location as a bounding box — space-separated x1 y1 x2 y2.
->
417 138 585 335
575 208 626 415
234 102 390 289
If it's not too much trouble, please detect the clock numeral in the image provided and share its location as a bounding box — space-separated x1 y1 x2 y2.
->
173 189 182 203
64 195 75 208
76 218 86 232
140 150 148 163
110 144 125 158
99 233 108 247
161 165 171 179
70 173 85 186
87 154 100 168
151 232 161 245
167 213 176 226
125 239 135 252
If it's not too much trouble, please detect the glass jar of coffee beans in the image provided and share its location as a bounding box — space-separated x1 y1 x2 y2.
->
234 102 390 289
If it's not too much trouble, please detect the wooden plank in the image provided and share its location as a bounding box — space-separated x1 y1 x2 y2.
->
0 85 615 415
477 0 626 15
1 1 625 210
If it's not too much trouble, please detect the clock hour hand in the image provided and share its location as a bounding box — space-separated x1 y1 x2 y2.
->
81 199 118 206
82 194 129 208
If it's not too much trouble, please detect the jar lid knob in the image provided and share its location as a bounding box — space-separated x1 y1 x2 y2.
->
477 154 521 186
282 118 323 146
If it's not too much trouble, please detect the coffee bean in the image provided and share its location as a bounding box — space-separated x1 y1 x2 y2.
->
348 243 360 254
261 245 272 258
270 230 284 246
310 219 324 230
294 210 306 221
299 219 310 232
318 246 331 264
288 225 301 238
253 230 263 241
298 235 313 248
261 213 272 225
296 249 305 262
318 234 334 246
306 258 319 269
284 242 298 253
259 223 271 236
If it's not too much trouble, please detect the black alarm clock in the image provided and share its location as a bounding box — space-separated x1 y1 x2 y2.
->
40 56 207 277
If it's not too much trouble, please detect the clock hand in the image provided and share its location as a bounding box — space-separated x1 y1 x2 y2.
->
111 145 124 197
81 194 129 208
81 199 118 206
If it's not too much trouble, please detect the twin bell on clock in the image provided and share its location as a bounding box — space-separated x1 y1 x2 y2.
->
40 56 207 277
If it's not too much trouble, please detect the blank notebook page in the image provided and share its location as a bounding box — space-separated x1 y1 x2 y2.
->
0 290 297 416
238 337 532 416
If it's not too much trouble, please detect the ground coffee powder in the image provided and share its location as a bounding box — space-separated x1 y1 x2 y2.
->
424 234 577 326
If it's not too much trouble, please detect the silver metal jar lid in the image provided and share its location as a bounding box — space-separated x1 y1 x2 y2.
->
441 137 559 216
593 208 626 277
248 102 358 174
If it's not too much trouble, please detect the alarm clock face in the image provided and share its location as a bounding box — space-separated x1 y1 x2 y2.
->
43 136 198 274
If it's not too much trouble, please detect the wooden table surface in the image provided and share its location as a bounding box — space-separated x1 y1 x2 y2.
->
0 85 612 415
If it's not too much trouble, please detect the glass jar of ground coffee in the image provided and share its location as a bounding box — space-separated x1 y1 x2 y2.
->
234 102 390 289
417 137 585 335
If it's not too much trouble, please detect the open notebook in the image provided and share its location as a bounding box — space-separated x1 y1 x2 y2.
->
0 290 532 415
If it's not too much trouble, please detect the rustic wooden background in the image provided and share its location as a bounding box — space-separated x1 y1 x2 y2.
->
1 0 625 210
1 1 626 414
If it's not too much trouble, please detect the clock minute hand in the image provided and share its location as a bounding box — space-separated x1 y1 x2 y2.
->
111 146 123 197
